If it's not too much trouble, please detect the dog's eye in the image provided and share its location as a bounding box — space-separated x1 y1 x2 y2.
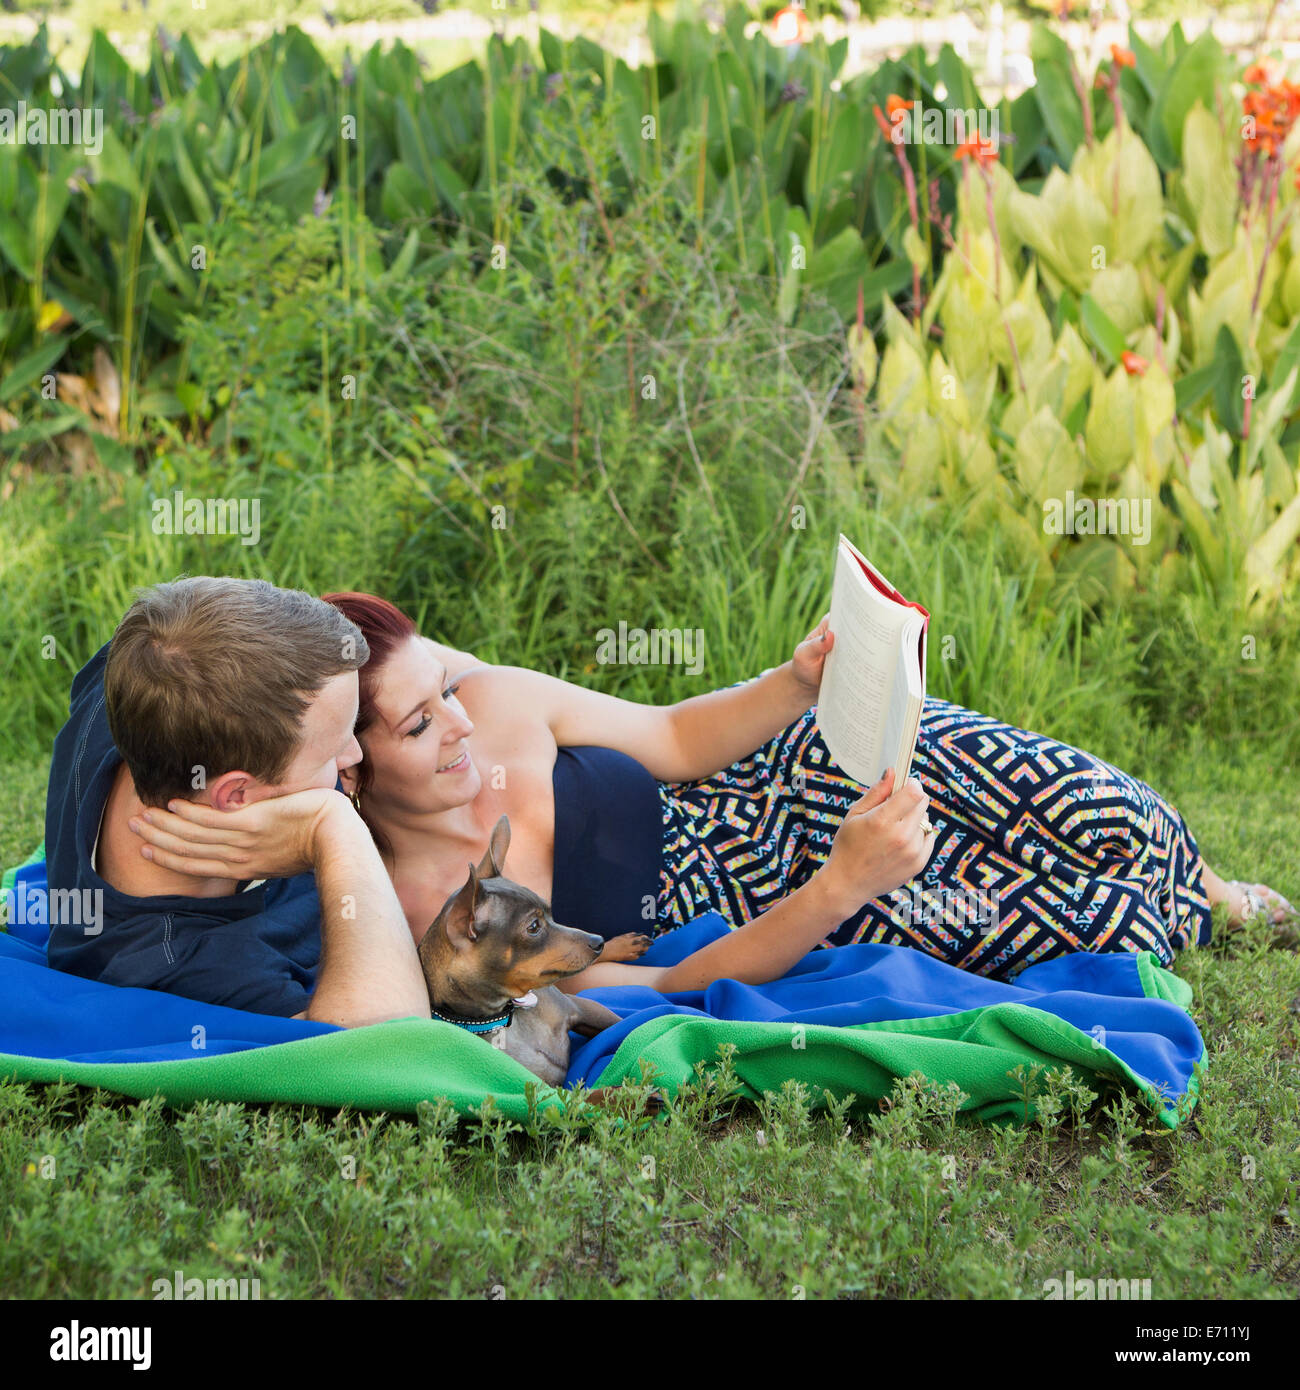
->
527 918 543 935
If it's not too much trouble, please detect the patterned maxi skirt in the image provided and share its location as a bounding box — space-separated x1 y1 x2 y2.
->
655 699 1212 980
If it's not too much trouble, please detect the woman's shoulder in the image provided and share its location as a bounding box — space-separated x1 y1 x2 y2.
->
445 656 580 717
419 635 483 683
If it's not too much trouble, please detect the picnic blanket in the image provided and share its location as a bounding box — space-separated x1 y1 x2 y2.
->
1 847 1208 1126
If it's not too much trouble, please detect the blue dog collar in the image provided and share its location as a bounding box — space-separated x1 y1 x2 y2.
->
430 1002 514 1033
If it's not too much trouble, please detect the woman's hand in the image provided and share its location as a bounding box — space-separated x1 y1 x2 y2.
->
791 615 834 700
817 768 934 917
127 787 357 881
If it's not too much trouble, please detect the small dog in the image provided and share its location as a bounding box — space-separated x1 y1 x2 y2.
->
418 815 652 1088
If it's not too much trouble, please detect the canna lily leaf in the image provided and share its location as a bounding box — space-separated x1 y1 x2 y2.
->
1015 403 1083 504
1179 103 1235 257
1079 292 1127 366
1211 323 1245 438
1085 364 1136 478
1028 24 1086 160
1088 264 1144 337
1269 320 1300 415
167 122 214 226
1149 29 1224 171
1244 492 1300 602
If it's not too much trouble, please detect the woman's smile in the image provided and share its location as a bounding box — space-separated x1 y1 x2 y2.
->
436 748 471 775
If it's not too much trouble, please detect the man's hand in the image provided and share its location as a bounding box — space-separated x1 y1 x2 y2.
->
791 614 833 701
817 768 934 917
127 787 356 881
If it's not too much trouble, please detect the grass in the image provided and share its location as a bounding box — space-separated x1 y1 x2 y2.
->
3 732 1298 1298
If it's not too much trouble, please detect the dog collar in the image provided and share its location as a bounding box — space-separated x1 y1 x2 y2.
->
430 1001 515 1033
430 992 540 1034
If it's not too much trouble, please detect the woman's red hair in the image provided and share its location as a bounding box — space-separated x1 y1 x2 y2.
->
320 592 419 847
320 592 418 739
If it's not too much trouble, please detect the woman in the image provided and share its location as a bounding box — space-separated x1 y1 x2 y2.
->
296 591 1290 994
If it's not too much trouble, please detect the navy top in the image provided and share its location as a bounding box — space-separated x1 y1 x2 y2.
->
550 746 664 942
44 643 322 1017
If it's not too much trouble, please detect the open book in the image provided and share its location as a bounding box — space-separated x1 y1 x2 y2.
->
816 535 929 789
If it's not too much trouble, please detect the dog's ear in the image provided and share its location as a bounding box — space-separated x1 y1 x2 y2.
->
476 815 511 879
442 863 484 948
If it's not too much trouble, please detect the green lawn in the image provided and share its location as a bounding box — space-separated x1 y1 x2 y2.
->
3 739 1297 1299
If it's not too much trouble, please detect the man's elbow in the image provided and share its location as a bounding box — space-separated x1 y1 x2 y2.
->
299 993 429 1028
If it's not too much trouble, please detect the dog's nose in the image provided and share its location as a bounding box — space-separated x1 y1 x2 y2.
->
587 933 604 952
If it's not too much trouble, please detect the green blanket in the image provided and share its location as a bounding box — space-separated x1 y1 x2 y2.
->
0 1003 1202 1128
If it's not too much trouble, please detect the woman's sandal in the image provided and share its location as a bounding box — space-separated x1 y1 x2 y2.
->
1224 881 1300 945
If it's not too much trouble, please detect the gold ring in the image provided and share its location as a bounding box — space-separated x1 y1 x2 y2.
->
920 817 934 836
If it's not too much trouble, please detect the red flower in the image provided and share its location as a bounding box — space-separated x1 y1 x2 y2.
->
1121 351 1148 377
886 94 914 119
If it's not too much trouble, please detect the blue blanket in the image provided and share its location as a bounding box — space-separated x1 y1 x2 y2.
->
571 912 1206 1091
1 849 1207 1120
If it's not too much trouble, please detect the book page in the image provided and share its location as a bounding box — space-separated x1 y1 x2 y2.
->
888 620 926 783
817 544 907 786
880 635 911 779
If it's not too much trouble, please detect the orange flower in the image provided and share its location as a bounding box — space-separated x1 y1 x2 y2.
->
1110 45 1136 69
771 6 813 46
1121 351 1148 377
954 133 999 167
1241 82 1298 158
886 94 914 119
1243 61 1273 84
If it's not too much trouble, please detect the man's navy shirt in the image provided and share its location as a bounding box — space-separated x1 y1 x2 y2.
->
44 643 322 1016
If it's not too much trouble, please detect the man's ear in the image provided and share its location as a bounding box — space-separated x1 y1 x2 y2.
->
476 816 510 879
443 864 483 948
205 771 255 812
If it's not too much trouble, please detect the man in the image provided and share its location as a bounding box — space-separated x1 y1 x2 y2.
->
45 576 430 1027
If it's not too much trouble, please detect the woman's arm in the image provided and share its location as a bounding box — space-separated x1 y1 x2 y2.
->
555 874 843 994
454 618 834 783
558 770 933 994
